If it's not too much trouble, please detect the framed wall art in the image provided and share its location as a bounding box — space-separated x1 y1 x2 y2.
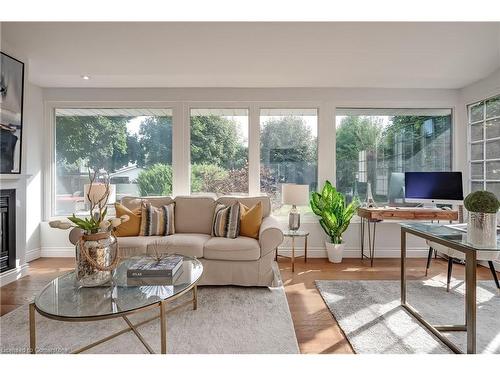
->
0 52 25 174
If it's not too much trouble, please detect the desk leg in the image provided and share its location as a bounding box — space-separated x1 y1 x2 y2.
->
371 222 376 267
465 251 477 354
29 303 36 354
401 229 407 305
367 221 376 267
291 236 295 272
360 218 365 259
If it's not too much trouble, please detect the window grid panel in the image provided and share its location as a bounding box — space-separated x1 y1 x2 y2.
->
259 109 319 216
54 108 173 216
189 108 249 196
468 94 500 194
335 109 452 204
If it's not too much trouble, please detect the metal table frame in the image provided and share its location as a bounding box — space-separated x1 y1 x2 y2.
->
401 225 477 354
276 231 309 272
29 281 198 354
360 217 380 267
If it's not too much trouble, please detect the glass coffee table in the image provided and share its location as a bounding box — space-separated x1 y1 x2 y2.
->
29 255 203 354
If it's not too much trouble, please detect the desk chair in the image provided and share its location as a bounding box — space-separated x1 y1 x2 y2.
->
426 241 500 291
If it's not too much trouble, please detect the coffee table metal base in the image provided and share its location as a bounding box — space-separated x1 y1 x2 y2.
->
29 284 198 354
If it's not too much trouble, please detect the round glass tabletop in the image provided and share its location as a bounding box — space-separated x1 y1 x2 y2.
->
34 255 203 320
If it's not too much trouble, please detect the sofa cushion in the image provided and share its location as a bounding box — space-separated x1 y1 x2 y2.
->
174 196 215 234
117 236 161 257
212 203 240 239
149 233 210 258
121 196 174 210
216 196 271 217
114 203 141 237
139 202 175 236
239 201 263 239
203 236 260 261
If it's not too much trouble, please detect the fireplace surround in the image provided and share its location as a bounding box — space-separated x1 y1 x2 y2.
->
0 189 16 273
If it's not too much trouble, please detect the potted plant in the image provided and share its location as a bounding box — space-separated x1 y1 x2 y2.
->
310 181 359 263
464 190 499 247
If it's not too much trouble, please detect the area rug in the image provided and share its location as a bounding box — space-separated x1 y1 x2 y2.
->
0 286 299 354
315 279 500 354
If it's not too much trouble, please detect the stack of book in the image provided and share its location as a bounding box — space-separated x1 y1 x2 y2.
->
127 255 183 286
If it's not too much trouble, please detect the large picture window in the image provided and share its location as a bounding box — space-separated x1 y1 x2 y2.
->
260 109 318 215
335 108 452 204
190 108 249 195
55 108 172 215
468 95 500 197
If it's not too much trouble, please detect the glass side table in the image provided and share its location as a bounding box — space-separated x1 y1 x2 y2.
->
276 230 309 272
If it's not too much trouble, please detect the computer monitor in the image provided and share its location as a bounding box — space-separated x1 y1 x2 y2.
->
388 172 405 203
404 172 464 205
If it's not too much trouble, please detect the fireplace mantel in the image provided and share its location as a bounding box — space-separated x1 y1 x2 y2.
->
0 174 33 181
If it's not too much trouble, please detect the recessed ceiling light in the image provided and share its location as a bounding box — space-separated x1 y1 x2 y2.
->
81 75 90 80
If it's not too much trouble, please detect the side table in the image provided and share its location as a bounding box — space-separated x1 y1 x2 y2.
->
276 230 309 272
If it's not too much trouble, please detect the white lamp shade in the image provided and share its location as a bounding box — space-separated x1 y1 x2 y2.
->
282 184 310 206
84 183 116 205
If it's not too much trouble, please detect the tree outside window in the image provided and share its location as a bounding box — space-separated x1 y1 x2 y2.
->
335 108 452 205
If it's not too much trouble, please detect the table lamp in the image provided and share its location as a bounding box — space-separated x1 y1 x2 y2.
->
282 183 310 231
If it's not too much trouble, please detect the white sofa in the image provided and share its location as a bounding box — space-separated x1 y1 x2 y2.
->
117 195 284 287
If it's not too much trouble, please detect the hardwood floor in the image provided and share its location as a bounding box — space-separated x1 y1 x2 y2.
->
0 258 74 316
0 256 496 354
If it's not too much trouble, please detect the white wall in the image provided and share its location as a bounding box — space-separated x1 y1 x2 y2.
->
38 86 461 258
1 29 45 285
24 83 44 262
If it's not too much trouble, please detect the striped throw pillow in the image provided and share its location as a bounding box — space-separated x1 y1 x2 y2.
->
139 202 175 236
212 203 240 239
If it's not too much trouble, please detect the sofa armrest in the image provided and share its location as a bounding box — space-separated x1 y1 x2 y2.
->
259 216 284 257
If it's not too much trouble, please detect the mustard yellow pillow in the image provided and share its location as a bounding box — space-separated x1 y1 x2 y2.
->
114 203 141 237
239 201 263 239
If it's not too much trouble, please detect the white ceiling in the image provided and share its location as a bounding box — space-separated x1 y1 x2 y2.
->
2 22 500 89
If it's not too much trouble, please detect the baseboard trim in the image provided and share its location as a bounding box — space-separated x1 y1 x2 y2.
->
39 246 430 259
25 248 41 262
0 263 29 287
40 247 74 258
277 246 429 258
35 246 500 270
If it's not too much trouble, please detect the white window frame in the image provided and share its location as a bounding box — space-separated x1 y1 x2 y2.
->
467 94 500 193
333 106 455 211
45 101 181 219
44 100 323 220
45 98 456 222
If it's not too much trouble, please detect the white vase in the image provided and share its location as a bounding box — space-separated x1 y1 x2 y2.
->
467 212 497 247
325 241 344 263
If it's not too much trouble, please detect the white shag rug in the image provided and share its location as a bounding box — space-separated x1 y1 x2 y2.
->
0 286 299 354
315 279 500 354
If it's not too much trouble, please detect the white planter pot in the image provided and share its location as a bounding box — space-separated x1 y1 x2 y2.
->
467 212 497 247
325 241 344 263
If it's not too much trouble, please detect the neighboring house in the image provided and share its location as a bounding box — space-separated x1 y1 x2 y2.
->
109 164 144 199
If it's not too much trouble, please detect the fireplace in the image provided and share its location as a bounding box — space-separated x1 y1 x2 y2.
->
0 189 16 273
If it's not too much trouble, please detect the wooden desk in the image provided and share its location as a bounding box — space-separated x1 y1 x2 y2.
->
357 207 458 222
357 207 459 266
